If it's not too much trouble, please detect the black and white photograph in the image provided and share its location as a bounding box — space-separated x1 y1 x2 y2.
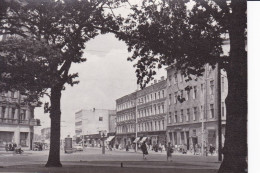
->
0 0 251 172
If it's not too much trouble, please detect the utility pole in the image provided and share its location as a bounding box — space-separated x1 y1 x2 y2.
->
102 131 105 154
217 63 222 161
202 64 208 156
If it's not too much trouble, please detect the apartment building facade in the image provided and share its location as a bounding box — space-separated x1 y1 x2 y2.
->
0 91 41 150
166 65 227 151
115 77 167 148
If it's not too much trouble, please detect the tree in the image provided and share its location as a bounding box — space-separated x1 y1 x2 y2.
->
0 0 121 167
117 0 247 172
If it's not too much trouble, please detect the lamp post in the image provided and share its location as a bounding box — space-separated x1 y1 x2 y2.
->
99 130 106 154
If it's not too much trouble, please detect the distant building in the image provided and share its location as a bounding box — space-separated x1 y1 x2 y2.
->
166 64 227 151
75 108 116 147
41 127 51 144
0 91 41 150
115 77 167 149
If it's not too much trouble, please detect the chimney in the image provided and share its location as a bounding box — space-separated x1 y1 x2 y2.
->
154 79 157 84
161 76 165 80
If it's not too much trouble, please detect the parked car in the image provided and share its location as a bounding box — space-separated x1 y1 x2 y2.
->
73 144 83 151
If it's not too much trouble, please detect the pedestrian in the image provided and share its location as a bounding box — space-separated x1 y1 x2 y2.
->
166 142 173 161
126 144 129 151
209 144 215 155
141 141 148 159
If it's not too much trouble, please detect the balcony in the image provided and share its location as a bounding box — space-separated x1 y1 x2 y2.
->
0 118 41 126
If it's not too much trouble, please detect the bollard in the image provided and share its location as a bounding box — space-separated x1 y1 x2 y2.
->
121 162 123 168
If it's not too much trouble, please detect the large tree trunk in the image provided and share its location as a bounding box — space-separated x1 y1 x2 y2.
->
45 86 62 167
218 0 247 172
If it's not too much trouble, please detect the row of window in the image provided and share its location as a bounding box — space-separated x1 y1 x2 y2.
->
117 100 136 111
117 89 166 112
0 106 27 120
117 112 135 122
1 91 17 98
168 81 215 105
117 120 165 133
137 103 165 118
168 104 215 124
137 89 165 105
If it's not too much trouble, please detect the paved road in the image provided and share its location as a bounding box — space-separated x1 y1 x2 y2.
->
0 147 220 173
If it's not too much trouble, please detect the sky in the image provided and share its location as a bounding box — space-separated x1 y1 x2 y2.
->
34 33 166 137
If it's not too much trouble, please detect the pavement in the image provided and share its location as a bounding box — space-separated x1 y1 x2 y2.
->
0 147 221 173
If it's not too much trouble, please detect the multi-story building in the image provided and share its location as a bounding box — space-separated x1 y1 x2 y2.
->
0 91 41 150
75 108 116 147
115 77 167 149
166 65 227 151
115 92 136 148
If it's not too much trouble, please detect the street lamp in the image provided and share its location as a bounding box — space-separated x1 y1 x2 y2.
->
99 130 107 154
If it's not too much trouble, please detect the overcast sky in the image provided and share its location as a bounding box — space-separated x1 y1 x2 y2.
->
34 33 166 137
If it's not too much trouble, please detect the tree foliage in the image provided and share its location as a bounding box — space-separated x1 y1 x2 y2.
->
117 0 247 172
117 0 224 88
0 0 122 167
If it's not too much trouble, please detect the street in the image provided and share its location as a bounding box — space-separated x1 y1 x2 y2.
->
0 147 220 173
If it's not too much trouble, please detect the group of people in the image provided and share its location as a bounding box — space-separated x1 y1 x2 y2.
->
5 143 23 154
140 142 174 161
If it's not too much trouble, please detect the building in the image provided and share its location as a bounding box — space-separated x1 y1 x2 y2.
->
0 91 41 150
115 92 137 148
75 108 116 147
40 127 50 144
166 64 227 152
115 77 167 149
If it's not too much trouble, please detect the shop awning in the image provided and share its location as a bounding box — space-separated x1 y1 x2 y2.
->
106 136 115 142
133 137 141 143
140 137 147 143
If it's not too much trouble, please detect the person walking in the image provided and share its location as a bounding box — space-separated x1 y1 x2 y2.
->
141 141 148 159
166 142 173 161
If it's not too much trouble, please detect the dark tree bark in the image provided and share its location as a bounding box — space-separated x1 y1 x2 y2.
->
45 85 63 167
219 0 247 172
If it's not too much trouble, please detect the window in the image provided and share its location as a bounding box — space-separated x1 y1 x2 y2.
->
186 90 190 100
150 122 153 131
210 104 214 118
210 80 214 95
162 120 165 130
221 77 224 92
154 105 157 114
174 111 177 123
180 90 184 99
168 112 172 123
155 93 157 100
193 107 197 121
162 104 165 113
155 121 157 130
221 102 225 117
168 75 172 86
186 109 190 121
169 94 172 105
174 92 178 104
2 106 6 116
158 105 161 114
11 108 15 119
99 117 103 121
150 107 153 115
180 110 183 122
162 90 165 98
201 105 204 120
158 120 161 130
158 92 160 99
193 86 197 99
151 94 153 101
10 91 15 98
